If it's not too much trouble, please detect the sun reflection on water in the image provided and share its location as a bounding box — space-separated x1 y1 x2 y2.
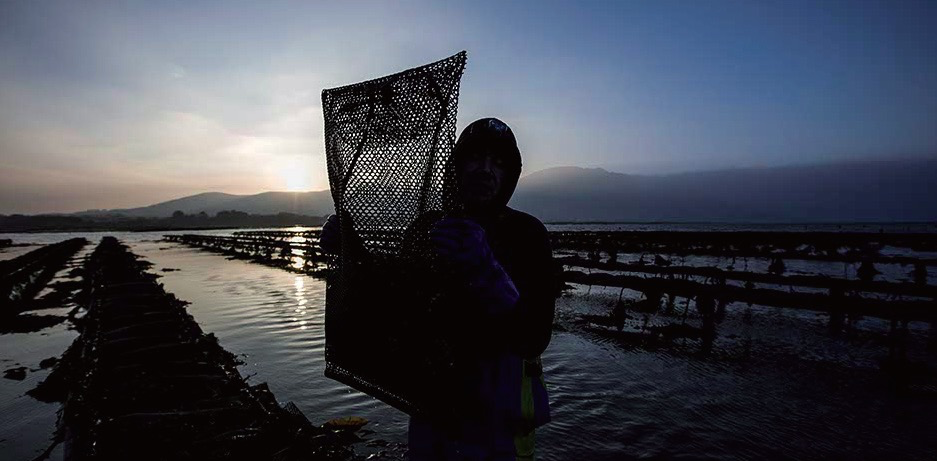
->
293 275 307 329
285 226 313 233
291 255 306 270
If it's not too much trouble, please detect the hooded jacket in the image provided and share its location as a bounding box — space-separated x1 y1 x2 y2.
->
442 118 557 434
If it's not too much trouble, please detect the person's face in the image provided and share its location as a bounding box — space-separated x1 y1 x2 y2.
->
457 148 509 208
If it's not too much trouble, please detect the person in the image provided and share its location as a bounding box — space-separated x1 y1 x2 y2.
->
321 117 557 460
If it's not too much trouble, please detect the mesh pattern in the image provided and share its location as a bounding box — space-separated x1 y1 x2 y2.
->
322 52 467 416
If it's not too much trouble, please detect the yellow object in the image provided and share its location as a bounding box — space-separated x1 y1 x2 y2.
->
324 416 369 430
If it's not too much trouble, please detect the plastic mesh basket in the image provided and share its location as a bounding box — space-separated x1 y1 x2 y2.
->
322 51 467 417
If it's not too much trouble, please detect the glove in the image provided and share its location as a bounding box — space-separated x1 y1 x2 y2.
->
318 214 340 255
429 218 520 313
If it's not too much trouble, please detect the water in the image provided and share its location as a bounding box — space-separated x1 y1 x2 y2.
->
0 244 90 460
2 226 936 460
544 222 937 233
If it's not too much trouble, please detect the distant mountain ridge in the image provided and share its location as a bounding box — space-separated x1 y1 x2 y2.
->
75 158 937 222
512 158 937 222
76 191 333 218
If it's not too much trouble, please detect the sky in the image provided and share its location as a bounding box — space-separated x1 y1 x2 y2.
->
1 0 935 214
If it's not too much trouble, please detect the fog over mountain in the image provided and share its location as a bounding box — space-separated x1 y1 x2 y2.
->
512 158 937 222
71 158 936 223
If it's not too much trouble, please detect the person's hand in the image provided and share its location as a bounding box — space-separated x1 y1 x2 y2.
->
429 217 519 311
319 214 340 255
429 218 493 275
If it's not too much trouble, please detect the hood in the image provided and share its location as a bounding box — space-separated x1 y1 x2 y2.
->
451 117 523 213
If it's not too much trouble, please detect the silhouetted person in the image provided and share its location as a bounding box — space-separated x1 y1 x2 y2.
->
613 298 628 332
911 262 927 286
696 294 717 355
768 257 785 275
321 117 557 460
828 287 846 334
857 260 879 283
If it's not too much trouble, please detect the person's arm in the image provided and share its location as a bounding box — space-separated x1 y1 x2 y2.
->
318 214 341 255
486 221 556 359
505 223 557 358
431 217 557 358
318 211 370 262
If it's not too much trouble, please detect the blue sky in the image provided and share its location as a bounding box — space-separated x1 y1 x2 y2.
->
1 0 935 213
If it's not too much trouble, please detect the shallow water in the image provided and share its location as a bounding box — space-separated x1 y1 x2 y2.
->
0 244 89 460
132 240 411 439
547 289 937 460
545 222 937 233
2 228 936 460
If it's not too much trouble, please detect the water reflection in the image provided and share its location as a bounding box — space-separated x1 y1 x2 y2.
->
287 234 309 270
294 276 307 330
291 255 305 270
285 226 314 233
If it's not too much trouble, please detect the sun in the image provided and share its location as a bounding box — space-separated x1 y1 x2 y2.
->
281 164 313 192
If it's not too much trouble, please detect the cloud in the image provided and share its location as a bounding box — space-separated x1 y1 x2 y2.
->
2 1 936 214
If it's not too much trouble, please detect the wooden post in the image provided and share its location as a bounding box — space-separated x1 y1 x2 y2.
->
929 302 937 352
828 288 845 335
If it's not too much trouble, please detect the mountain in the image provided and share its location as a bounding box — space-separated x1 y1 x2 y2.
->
510 158 937 222
78 158 937 222
79 191 334 218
